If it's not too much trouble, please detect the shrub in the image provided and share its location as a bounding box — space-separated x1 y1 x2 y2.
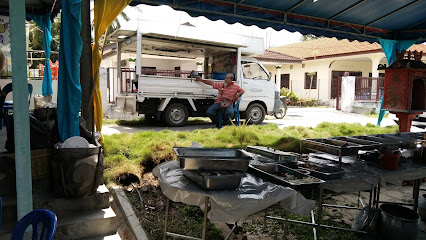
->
280 87 299 103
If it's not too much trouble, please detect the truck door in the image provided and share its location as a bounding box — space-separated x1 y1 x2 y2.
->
240 61 274 111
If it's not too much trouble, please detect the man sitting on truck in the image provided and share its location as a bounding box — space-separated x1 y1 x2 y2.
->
195 73 245 127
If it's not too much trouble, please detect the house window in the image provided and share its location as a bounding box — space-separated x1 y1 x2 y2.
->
281 74 290 89
302 64 305 68
290 65 293 69
304 72 317 89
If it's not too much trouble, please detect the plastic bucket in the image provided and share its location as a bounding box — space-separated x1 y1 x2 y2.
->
379 203 419 240
212 72 227 80
380 151 399 170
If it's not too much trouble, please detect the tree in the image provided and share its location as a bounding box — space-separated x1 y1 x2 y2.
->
300 34 323 41
307 71 316 99
28 14 61 68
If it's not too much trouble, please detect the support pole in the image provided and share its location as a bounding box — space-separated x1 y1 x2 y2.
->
9 0 33 219
80 0 93 131
135 19 142 78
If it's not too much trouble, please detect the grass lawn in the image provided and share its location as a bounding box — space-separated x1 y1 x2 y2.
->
102 121 397 186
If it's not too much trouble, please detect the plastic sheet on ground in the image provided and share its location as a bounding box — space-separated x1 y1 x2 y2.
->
153 161 315 223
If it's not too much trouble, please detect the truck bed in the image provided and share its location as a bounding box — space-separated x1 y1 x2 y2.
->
138 74 221 99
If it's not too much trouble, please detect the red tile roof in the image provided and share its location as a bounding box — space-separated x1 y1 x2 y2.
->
254 50 303 61
269 37 426 60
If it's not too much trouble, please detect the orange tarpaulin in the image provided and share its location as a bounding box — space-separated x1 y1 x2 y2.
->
92 0 131 142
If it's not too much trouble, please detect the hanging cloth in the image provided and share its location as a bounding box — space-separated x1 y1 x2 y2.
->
57 0 83 141
376 38 418 126
92 0 131 142
28 13 53 96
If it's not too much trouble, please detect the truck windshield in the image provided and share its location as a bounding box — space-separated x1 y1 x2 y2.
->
242 62 269 80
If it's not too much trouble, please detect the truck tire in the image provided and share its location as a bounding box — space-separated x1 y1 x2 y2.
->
246 103 265 125
164 103 189 127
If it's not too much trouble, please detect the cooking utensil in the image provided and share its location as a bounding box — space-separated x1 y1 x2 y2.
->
174 147 252 171
248 164 324 191
245 146 299 164
182 170 244 190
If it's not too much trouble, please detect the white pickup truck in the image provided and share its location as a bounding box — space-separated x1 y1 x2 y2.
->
136 50 281 126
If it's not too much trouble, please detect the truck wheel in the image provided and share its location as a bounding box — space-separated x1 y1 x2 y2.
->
274 105 287 119
246 103 265 125
164 103 188 127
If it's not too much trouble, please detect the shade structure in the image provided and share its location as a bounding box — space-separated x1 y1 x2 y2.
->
130 0 426 43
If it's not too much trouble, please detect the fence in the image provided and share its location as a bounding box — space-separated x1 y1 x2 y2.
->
354 77 384 101
336 76 385 110
106 67 200 103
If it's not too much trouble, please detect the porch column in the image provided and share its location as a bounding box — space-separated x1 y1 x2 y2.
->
275 65 282 90
116 41 122 94
369 55 384 100
369 55 383 77
10 0 33 219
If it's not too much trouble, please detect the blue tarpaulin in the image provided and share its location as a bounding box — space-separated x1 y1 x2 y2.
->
57 0 82 141
28 13 53 96
376 38 418 126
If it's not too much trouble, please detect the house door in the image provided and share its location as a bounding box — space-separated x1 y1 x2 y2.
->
281 74 290 89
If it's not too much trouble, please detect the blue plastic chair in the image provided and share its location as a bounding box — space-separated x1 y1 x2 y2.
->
11 209 57 240
217 96 242 128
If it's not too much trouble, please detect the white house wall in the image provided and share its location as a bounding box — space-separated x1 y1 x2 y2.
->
277 57 387 101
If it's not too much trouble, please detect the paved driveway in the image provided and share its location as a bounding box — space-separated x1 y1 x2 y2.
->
263 107 398 129
101 107 410 135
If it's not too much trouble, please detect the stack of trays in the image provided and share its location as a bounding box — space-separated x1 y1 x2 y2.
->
174 147 252 190
297 161 345 180
248 164 325 190
245 146 299 167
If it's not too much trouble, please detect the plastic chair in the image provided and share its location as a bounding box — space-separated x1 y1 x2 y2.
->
217 95 242 128
0 83 33 130
11 209 57 240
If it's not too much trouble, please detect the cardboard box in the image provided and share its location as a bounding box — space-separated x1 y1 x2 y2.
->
5 148 51 180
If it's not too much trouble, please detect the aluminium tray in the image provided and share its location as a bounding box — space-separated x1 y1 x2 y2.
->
245 146 299 164
248 164 324 191
182 170 244 190
297 161 345 180
303 138 381 156
174 147 252 171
